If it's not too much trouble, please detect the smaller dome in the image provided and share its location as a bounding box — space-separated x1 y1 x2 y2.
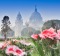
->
21 27 36 37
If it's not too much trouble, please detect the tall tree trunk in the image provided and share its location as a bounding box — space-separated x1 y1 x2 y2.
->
4 33 6 40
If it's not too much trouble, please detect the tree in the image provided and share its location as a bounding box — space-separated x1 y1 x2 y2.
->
42 20 60 30
51 21 56 29
1 16 11 39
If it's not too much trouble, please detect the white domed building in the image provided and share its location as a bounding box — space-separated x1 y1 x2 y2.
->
15 12 23 37
29 6 43 30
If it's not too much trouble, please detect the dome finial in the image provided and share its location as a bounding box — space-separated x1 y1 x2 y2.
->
35 5 37 12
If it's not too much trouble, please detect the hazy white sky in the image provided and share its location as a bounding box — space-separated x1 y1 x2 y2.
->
0 0 60 30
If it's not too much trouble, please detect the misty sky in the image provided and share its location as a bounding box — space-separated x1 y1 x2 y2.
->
0 0 60 29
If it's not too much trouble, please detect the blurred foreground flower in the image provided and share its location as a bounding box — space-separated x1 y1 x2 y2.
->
31 28 60 56
0 40 12 49
0 42 7 49
31 34 39 40
56 29 60 40
6 45 26 56
39 28 57 40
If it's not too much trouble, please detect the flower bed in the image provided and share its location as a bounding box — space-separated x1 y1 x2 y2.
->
31 28 60 56
0 39 33 56
0 28 60 56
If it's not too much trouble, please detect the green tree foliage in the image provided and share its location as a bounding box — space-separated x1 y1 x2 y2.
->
42 20 60 30
1 16 11 39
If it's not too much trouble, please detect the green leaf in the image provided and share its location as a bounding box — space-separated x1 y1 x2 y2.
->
31 39 45 56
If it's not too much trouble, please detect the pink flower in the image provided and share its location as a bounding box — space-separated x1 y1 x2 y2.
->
14 49 26 56
0 42 4 48
5 45 26 56
15 49 22 54
7 41 12 45
39 28 56 40
56 29 60 40
39 34 46 39
31 34 39 40
0 42 7 49
5 45 15 55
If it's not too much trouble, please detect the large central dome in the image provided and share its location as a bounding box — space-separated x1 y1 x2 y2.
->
29 6 43 25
